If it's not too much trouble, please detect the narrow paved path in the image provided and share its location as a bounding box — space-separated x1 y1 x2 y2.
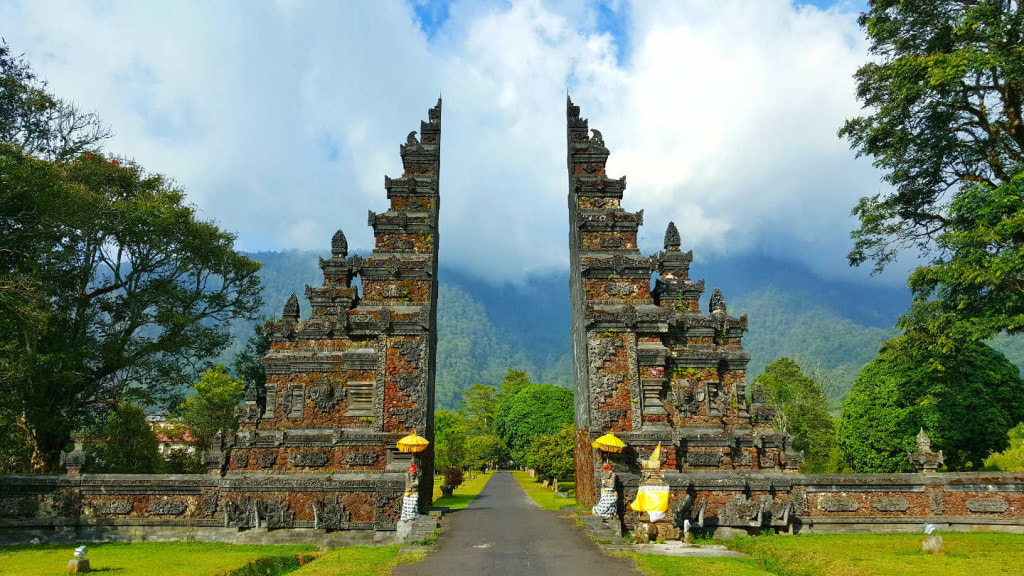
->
392 471 640 576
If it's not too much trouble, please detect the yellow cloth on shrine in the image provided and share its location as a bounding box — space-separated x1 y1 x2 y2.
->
630 485 669 513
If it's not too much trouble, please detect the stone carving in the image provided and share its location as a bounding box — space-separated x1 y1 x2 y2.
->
872 497 910 512
332 229 348 257
928 491 945 515
599 236 623 248
966 497 1008 514
233 453 250 468
309 384 345 412
604 282 635 296
0 498 38 516
709 288 726 314
375 492 398 509
283 294 300 318
257 451 278 469
345 451 379 466
262 497 295 529
149 500 187 516
290 452 330 467
664 222 681 249
908 429 944 473
89 499 132 515
822 497 859 512
202 493 219 517
313 497 351 531
686 450 724 467
669 383 700 417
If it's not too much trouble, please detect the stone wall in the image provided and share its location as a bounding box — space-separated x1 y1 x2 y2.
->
605 471 1024 538
0 473 403 546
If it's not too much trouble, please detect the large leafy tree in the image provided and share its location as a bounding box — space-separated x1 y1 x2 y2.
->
524 424 575 482
0 46 262 472
752 358 838 473
495 383 573 465
0 42 110 160
461 383 499 432
840 1 1024 347
841 1 1024 271
837 336 1024 472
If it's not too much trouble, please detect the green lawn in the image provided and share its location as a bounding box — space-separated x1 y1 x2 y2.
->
288 545 425 576
431 470 495 510
0 542 315 576
630 532 1024 576
511 470 576 510
632 554 773 576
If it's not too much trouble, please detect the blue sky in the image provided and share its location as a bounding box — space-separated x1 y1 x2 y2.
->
1 0 900 285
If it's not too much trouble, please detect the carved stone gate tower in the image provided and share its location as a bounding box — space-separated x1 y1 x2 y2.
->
229 100 442 526
566 98 800 509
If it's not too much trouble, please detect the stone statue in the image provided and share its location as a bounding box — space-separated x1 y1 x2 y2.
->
400 464 420 522
592 464 618 520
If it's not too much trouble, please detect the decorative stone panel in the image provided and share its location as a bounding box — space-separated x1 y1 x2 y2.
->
149 500 187 516
290 452 330 468
822 497 859 512
93 500 132 515
967 497 1009 513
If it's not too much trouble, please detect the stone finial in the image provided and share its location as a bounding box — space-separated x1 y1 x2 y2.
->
283 294 300 319
590 129 604 146
664 222 681 251
331 230 348 258
428 97 442 124
406 131 419 146
909 428 944 473
710 288 727 315
917 428 932 452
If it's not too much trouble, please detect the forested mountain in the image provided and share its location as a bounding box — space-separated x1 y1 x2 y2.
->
221 250 1024 411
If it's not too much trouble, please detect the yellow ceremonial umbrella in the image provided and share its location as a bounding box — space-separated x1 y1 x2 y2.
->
397 430 430 453
592 432 626 453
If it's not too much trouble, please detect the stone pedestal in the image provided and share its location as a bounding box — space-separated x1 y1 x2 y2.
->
67 558 90 573
923 535 944 554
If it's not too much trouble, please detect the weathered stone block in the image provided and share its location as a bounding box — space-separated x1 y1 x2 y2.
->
966 497 1008 513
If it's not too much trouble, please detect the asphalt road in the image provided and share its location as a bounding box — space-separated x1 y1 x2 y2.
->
391 471 640 576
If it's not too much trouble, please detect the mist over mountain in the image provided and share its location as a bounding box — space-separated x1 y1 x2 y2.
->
224 250 1023 411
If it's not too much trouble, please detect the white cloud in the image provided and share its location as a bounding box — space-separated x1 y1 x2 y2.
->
0 0 903 285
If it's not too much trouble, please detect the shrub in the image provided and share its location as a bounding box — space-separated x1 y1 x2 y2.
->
442 465 464 489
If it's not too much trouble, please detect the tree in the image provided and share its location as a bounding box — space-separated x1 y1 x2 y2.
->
0 42 110 160
753 358 838 473
461 383 499 432
840 1 1024 273
495 383 573 465
465 433 507 471
524 424 575 482
87 403 162 474
434 409 469 470
500 369 530 398
232 320 272 412
901 170 1024 348
0 47 262 472
837 336 1024 472
984 422 1024 471
172 366 244 454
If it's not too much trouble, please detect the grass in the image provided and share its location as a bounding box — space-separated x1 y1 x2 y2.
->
630 532 1024 576
632 554 774 576
511 470 576 510
729 531 1024 576
431 470 494 510
0 541 315 576
288 545 426 576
